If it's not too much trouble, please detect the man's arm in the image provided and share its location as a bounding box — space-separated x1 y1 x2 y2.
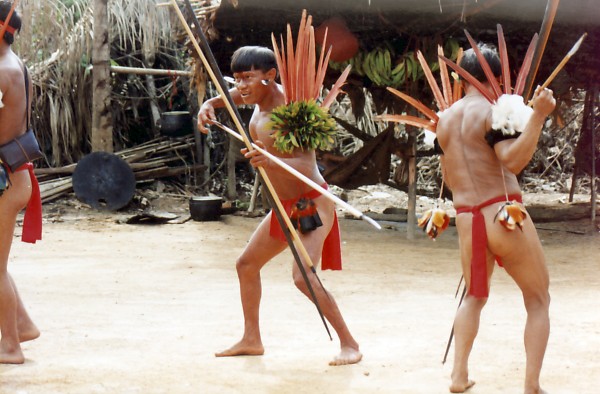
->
197 87 243 133
493 87 556 174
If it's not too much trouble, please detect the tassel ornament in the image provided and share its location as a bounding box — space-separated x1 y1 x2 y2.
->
494 201 527 231
418 208 450 239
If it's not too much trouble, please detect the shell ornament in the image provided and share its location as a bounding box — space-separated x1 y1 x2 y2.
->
494 201 527 231
418 208 450 240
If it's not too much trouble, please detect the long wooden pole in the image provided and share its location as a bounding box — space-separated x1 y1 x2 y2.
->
522 0 560 102
171 0 332 339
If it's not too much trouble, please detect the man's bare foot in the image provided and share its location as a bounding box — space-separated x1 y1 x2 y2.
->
0 344 25 364
449 379 475 393
525 387 548 394
18 325 40 343
215 341 264 357
329 346 362 366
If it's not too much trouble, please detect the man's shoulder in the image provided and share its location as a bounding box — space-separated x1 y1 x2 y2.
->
0 61 22 87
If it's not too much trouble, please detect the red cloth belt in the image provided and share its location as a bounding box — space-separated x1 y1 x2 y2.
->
270 183 342 270
455 193 522 298
11 163 42 244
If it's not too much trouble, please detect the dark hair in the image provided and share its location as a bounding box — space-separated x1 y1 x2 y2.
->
231 46 277 74
458 43 501 82
0 1 21 45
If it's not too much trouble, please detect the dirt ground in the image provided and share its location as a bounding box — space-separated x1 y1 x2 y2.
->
1 187 599 394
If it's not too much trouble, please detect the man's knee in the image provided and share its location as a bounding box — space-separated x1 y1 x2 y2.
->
235 256 257 277
524 290 550 312
464 294 488 310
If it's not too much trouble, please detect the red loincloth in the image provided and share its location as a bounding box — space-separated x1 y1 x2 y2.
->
10 163 42 244
455 193 522 298
269 184 342 270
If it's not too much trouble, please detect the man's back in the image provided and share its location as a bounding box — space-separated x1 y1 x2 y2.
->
437 94 521 207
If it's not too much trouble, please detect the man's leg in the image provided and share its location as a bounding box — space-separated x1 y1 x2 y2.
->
11 274 40 342
496 220 550 394
291 198 362 366
449 294 486 393
449 215 496 392
0 171 32 364
215 214 286 357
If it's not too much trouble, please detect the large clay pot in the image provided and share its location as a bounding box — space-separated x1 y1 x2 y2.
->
314 17 359 62
159 111 193 137
189 196 222 221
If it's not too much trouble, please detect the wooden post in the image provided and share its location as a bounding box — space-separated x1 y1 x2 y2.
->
591 86 598 227
407 128 417 240
91 0 113 152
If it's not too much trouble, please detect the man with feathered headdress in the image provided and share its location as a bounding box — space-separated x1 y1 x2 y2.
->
436 43 555 393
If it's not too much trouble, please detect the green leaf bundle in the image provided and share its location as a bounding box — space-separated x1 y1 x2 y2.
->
270 100 337 154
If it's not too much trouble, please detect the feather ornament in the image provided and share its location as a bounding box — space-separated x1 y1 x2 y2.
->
270 10 351 153
491 94 534 136
494 201 528 231
418 208 450 240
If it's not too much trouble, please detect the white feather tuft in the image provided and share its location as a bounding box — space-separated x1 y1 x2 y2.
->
422 129 437 148
491 94 533 136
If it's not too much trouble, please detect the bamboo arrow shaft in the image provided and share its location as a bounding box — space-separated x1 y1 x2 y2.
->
213 121 381 230
528 33 587 107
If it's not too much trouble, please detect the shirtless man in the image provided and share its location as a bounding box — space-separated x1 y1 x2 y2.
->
436 45 555 393
0 1 41 364
197 46 362 366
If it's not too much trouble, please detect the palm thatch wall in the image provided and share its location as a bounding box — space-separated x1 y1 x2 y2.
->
14 0 190 167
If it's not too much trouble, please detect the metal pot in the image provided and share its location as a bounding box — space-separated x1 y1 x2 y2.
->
189 196 223 221
159 111 193 137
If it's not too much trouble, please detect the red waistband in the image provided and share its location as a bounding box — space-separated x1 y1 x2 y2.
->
456 194 522 215
12 163 43 244
270 183 342 270
456 194 522 298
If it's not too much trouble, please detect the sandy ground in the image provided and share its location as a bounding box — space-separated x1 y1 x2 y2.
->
1 190 599 394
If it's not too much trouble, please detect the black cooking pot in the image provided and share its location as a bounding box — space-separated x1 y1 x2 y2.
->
189 196 223 221
160 111 193 137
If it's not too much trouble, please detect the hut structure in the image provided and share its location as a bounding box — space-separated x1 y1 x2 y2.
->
193 0 599 226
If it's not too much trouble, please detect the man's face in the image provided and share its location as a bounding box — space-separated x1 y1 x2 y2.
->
232 68 269 105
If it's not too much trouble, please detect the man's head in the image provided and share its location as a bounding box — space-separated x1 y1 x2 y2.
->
459 43 501 83
231 46 277 74
0 1 21 46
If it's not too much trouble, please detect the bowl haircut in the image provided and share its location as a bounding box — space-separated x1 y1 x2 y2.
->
458 43 502 82
231 46 278 74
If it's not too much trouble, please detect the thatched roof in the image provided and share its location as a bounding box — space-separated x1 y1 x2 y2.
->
208 0 599 90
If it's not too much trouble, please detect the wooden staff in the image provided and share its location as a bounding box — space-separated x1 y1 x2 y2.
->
212 121 381 230
0 0 19 39
522 0 560 102
170 0 332 340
